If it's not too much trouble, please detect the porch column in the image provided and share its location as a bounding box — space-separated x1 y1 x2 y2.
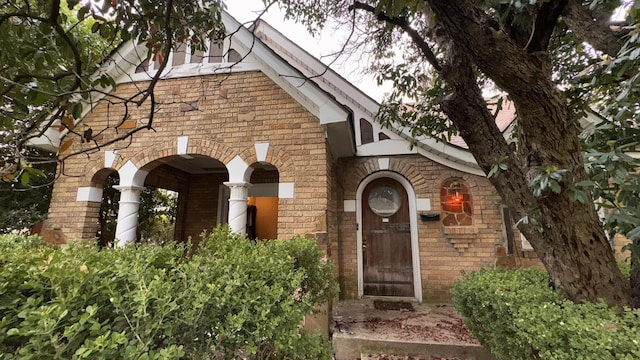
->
114 185 144 247
224 181 251 234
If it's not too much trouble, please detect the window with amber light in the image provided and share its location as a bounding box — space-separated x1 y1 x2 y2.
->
440 179 473 226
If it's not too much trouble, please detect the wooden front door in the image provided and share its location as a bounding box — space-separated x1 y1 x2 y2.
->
362 177 414 297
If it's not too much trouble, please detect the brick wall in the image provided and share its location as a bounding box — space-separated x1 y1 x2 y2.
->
46 71 330 242
181 173 226 245
336 155 507 302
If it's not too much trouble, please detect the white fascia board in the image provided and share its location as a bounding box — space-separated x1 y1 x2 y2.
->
222 13 350 125
104 41 149 82
254 23 380 115
413 135 477 164
122 61 262 83
392 125 483 175
413 133 483 175
357 140 418 156
27 127 62 151
415 146 484 176
356 133 483 175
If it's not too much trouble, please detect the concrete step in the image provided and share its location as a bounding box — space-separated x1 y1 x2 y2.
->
361 355 475 360
333 334 494 360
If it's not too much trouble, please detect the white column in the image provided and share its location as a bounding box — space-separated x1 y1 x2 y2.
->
224 181 251 234
114 185 144 247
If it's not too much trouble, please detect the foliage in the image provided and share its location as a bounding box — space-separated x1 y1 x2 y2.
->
1 0 227 182
138 187 178 245
0 228 336 359
452 268 640 360
1 0 113 183
271 0 639 306
96 174 178 247
0 148 56 234
96 171 119 247
0 233 43 249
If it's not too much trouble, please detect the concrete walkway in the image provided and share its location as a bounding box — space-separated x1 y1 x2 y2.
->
332 300 495 360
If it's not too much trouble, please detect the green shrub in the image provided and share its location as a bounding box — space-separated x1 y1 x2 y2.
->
0 227 337 359
452 267 640 360
618 260 631 280
0 233 43 249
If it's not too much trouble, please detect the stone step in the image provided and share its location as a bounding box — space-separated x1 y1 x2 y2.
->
333 334 494 360
361 354 479 360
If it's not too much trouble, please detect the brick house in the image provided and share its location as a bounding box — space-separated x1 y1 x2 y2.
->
42 13 536 303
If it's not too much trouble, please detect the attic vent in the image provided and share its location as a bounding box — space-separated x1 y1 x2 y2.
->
135 59 149 73
172 43 187 66
208 39 224 63
228 49 242 63
191 49 205 63
360 118 374 145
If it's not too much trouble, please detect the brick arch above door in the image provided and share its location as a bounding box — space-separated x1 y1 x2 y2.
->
346 157 429 196
237 143 296 183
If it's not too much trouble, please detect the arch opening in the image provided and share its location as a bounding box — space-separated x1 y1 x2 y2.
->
93 169 119 247
246 163 280 240
141 154 229 245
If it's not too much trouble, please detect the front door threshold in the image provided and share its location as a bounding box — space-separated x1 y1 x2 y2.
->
361 295 420 303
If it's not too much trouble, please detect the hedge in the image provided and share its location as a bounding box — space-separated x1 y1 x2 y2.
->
0 227 337 359
451 267 640 360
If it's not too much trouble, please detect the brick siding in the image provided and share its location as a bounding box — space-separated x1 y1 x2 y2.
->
336 155 508 302
45 71 330 242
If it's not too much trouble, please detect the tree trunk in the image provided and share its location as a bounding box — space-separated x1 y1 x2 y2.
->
632 256 640 308
428 0 631 307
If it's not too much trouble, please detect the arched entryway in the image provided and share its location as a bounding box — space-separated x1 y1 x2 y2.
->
247 163 279 240
217 162 280 240
356 171 422 301
92 169 119 247
141 154 229 244
89 150 286 246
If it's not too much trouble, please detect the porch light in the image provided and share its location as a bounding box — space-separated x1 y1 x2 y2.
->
451 190 463 203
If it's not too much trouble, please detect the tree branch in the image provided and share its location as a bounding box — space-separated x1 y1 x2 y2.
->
350 1 442 72
526 0 568 52
134 0 174 108
50 8 82 92
49 0 60 24
562 0 624 56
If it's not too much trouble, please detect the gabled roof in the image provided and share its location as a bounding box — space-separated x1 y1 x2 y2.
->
34 11 519 175
34 11 356 159
252 20 500 175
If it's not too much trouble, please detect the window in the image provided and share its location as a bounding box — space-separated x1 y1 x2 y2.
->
368 185 402 217
440 178 472 226
360 118 374 144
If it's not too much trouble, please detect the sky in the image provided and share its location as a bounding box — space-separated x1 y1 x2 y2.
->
224 1 635 103
224 0 389 101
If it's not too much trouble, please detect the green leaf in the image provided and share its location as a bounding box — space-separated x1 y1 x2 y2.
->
549 181 561 194
13 101 29 114
575 180 595 187
72 103 83 119
20 172 30 186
